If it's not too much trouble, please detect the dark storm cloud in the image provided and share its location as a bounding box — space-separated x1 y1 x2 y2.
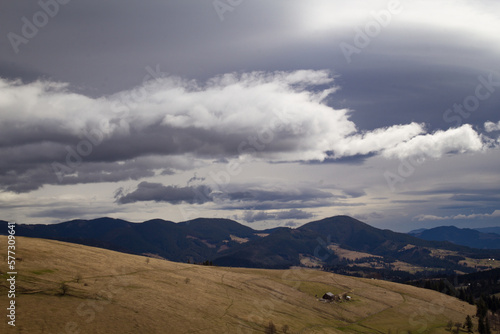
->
218 184 344 210
220 201 350 211
115 181 214 205
27 206 120 220
218 197 362 211
342 189 366 198
227 187 334 203
28 120 260 164
0 71 342 192
449 194 500 202
401 188 500 215
391 200 429 204
243 208 314 223
115 180 341 212
0 150 186 193
402 187 500 197
403 184 500 223
275 208 314 220
305 153 376 165
2 70 483 193
438 204 496 211
0 61 48 83
242 211 274 223
187 175 206 185
414 209 500 222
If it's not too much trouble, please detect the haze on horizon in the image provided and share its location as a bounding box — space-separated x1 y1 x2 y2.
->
1 0 499 232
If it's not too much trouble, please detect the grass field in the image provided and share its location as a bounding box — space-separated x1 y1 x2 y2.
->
327 244 383 261
0 236 478 333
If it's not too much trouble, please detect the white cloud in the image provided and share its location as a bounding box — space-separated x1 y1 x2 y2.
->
382 124 485 160
413 214 447 221
0 71 492 193
485 120 500 132
333 123 426 157
414 210 500 221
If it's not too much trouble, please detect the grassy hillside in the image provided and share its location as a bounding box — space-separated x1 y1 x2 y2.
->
0 236 477 333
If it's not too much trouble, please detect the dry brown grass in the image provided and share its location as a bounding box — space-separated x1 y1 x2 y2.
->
299 254 322 267
0 236 476 333
229 234 250 244
430 248 500 271
459 257 500 269
327 244 382 261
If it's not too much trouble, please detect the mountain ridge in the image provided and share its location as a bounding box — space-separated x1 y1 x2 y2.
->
409 225 500 249
3 215 500 278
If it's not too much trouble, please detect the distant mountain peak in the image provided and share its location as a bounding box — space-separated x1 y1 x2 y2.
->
409 225 500 249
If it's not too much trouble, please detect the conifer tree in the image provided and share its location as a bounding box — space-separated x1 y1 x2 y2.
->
465 315 473 333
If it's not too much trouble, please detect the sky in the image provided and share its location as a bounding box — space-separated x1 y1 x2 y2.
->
1 0 499 232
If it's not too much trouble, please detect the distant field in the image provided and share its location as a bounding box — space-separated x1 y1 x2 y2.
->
327 244 383 261
430 247 500 270
460 257 500 270
0 236 477 333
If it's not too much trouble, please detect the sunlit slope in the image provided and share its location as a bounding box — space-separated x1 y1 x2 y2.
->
0 236 475 333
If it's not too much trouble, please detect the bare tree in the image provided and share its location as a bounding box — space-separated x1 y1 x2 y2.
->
75 273 82 283
60 282 69 296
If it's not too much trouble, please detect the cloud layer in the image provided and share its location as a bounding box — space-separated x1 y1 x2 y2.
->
415 210 500 221
115 181 337 210
0 70 494 194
